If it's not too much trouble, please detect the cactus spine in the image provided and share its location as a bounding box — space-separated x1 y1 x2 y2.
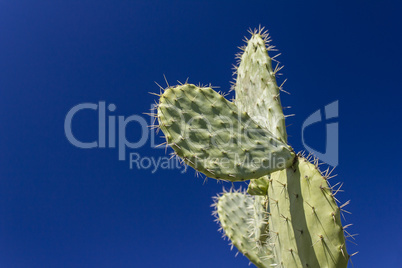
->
155 28 350 267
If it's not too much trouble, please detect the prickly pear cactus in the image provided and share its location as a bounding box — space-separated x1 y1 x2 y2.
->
154 28 351 267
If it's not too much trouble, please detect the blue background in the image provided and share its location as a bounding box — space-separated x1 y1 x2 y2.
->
1 1 401 267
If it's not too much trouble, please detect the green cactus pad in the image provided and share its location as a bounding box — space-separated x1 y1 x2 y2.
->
235 33 287 143
268 156 349 268
214 191 275 268
157 84 295 181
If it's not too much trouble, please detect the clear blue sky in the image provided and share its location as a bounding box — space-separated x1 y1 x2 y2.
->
1 1 401 267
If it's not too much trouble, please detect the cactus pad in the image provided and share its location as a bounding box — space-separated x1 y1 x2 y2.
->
235 33 287 143
157 84 295 181
268 156 349 267
214 191 275 268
